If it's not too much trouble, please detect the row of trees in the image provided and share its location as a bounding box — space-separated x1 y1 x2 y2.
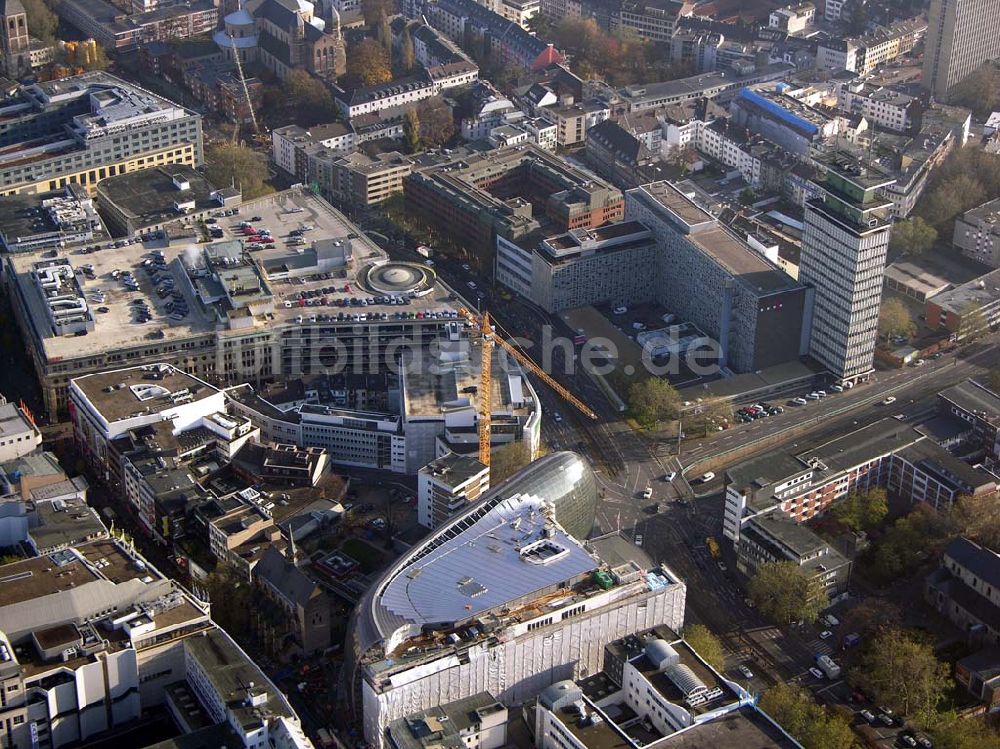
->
760 683 857 749
916 146 1000 234
402 97 456 152
544 17 691 86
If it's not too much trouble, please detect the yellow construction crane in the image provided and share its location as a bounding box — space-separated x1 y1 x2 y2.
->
458 308 598 467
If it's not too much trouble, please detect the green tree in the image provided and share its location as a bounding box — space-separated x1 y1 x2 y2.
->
360 0 393 27
399 25 415 74
867 504 949 581
204 143 272 200
889 216 938 256
627 378 680 428
739 187 756 206
683 624 724 671
489 441 530 484
760 683 859 749
525 14 552 37
376 10 391 53
832 488 888 532
403 108 421 153
22 0 57 42
748 561 826 625
930 713 1000 749
416 97 454 147
839 598 901 640
285 69 337 125
922 173 986 231
345 39 393 87
878 298 916 339
849 627 949 720
948 63 1000 117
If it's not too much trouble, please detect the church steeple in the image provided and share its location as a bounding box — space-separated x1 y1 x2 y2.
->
0 0 30 78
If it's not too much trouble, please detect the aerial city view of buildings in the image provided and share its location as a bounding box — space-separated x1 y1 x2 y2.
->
2 0 1000 747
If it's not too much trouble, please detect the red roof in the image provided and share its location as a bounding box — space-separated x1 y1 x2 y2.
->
531 45 564 72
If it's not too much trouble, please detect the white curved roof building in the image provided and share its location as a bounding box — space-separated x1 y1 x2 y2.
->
348 452 687 746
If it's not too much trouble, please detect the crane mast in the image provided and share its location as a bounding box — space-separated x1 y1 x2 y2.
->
459 308 598 468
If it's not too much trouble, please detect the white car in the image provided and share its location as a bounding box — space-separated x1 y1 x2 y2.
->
792 397 808 406
663 471 677 482
815 390 827 398
806 392 821 400
809 667 825 679
819 630 833 640
738 665 754 679
613 306 627 315
700 472 715 483
634 534 644 547
830 384 844 392
467 281 477 290
882 395 897 405
642 487 653 500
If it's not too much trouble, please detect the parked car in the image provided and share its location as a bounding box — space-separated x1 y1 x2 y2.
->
634 534 643 547
811 667 826 680
807 392 821 400
860 710 876 723
792 397 808 406
642 487 653 500
819 630 833 640
663 471 677 482
738 665 753 679
699 472 715 483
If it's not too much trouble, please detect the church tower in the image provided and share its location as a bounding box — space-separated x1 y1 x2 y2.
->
0 0 29 78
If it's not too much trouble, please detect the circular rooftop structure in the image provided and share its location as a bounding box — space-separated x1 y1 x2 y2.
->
360 261 436 297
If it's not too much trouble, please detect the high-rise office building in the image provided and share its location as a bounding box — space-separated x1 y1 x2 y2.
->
800 153 895 384
923 0 1000 100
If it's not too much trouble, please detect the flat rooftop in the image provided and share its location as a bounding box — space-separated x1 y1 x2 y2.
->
96 165 225 228
72 364 220 424
658 706 799 747
929 268 1000 316
940 379 1000 424
184 628 293 727
7 189 460 364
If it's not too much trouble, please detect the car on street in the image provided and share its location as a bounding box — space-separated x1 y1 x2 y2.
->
810 667 825 679
634 534 643 547
819 630 833 640
792 397 808 406
831 384 844 392
807 392 821 400
663 471 676 481
642 487 653 500
738 665 754 679
883 396 897 405
717 560 727 571
467 281 477 290
860 710 876 723
699 472 715 483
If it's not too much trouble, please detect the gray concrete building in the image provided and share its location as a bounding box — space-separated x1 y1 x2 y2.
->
625 182 810 374
0 73 203 196
954 198 1000 267
923 0 1000 100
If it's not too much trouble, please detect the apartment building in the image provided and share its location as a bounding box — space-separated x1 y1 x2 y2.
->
416 451 490 529
954 198 1000 268
723 418 996 545
389 694 507 749
610 0 687 43
923 0 1000 99
625 182 809 373
0 73 203 196
404 144 624 251
768 3 814 34
927 537 1000 647
546 99 611 147
0 396 41 462
925 268 1000 341
817 18 926 76
736 513 851 598
534 626 802 749
334 76 438 119
428 0 564 71
834 80 917 133
496 221 659 313
56 0 217 51
938 379 1000 461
